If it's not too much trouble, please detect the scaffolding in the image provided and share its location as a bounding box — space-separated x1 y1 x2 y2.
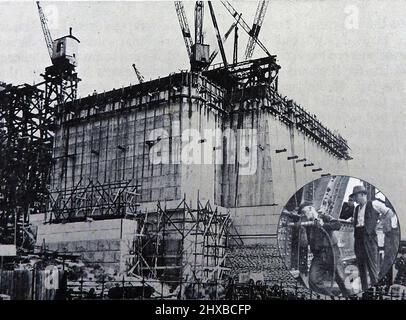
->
46 179 141 223
130 197 241 299
0 56 80 245
257 86 350 160
204 56 280 90
42 64 80 110
0 83 51 245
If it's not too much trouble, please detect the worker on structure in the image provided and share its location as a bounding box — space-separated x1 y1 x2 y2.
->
290 202 351 297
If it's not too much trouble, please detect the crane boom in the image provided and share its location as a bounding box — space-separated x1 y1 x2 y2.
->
132 64 144 84
245 0 270 60
207 1 228 68
194 1 204 45
220 0 271 58
36 1 53 61
174 1 193 59
233 25 239 64
205 21 236 69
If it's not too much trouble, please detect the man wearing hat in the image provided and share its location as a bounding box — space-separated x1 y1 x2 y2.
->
351 185 397 292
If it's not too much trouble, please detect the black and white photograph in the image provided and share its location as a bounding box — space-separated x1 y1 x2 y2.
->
0 0 405 305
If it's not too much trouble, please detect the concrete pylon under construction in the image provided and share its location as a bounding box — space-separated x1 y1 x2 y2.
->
33 57 350 284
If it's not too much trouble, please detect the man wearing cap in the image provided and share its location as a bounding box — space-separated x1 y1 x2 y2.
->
351 185 397 291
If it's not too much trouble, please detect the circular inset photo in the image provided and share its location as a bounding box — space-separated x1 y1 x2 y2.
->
277 175 401 297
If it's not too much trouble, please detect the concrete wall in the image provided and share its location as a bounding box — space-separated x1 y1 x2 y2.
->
51 73 224 208
48 72 349 246
219 96 349 244
35 219 137 273
51 94 184 203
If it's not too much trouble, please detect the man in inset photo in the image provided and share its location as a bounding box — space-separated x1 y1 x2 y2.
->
378 204 400 280
291 202 351 297
350 185 398 292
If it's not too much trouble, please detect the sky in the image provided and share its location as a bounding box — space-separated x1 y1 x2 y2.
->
0 0 405 234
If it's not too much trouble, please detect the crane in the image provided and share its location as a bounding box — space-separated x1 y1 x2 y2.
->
132 64 144 84
206 21 237 69
175 1 210 71
245 1 270 60
36 1 80 70
220 1 271 58
174 1 193 60
207 1 228 68
233 25 239 64
36 1 54 62
194 1 204 45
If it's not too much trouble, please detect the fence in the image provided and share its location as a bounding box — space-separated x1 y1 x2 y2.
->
64 277 406 301
65 277 219 300
0 270 405 300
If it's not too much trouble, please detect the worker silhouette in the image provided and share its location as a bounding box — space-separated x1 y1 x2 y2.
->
339 195 355 220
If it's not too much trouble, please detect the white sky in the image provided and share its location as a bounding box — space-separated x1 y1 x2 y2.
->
1 0 405 234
